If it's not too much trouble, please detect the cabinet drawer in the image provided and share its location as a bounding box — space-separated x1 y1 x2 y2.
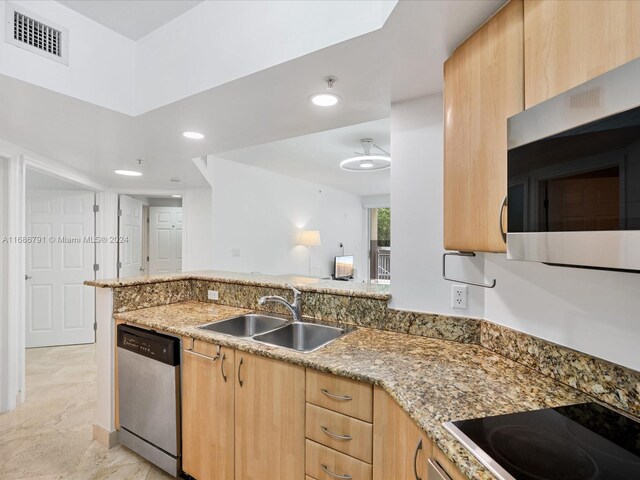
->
306 404 372 463
306 370 373 422
306 440 372 480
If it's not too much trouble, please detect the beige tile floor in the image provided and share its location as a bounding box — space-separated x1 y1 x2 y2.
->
0 344 173 480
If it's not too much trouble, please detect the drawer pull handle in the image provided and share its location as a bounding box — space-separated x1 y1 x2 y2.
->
321 388 352 401
321 464 352 480
321 425 352 441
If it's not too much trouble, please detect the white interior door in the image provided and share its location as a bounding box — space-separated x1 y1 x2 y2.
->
118 195 144 278
149 207 182 274
25 190 95 348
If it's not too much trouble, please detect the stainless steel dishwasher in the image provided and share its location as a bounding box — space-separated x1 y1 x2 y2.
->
117 324 181 477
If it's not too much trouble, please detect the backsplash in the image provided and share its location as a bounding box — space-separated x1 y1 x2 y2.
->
112 280 193 313
481 322 640 419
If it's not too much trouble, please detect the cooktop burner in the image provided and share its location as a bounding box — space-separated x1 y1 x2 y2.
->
444 402 640 480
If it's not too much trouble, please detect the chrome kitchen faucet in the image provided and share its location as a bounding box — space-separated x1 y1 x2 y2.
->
258 285 302 322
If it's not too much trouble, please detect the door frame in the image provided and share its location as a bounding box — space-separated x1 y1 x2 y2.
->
0 140 105 413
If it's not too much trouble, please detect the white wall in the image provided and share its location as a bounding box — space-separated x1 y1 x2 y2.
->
391 95 640 371
0 1 136 114
182 188 214 271
390 95 485 317
485 255 640 371
134 0 396 113
202 157 365 279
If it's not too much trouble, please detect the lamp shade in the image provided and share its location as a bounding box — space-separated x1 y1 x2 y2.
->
297 230 321 247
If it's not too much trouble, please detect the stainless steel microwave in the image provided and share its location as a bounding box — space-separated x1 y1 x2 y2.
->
507 57 640 272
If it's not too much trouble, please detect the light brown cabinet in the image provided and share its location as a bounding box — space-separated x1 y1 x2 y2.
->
372 387 431 480
235 352 306 480
182 346 305 480
443 0 524 253
182 342 235 480
524 0 640 108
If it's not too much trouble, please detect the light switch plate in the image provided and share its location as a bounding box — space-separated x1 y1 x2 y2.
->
208 290 219 301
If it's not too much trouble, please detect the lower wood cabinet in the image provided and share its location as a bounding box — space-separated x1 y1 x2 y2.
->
235 352 306 480
372 387 432 480
182 342 235 480
181 345 305 480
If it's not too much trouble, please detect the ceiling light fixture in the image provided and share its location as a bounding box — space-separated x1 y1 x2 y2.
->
309 76 340 107
340 139 391 172
172 194 182 198
183 131 205 140
114 169 142 176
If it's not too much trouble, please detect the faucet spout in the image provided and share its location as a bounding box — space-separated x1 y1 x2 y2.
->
258 285 302 322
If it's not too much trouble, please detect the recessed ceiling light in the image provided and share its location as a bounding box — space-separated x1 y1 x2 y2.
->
309 92 340 107
114 170 142 176
172 194 182 198
183 131 205 139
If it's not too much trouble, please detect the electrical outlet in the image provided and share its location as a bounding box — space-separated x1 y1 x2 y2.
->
207 290 219 301
451 285 468 309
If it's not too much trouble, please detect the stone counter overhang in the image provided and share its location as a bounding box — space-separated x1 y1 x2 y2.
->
113 301 588 480
85 270 391 300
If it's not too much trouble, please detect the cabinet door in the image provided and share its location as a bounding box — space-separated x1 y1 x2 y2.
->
373 387 431 480
524 0 640 108
443 0 524 253
182 345 235 480
235 352 305 480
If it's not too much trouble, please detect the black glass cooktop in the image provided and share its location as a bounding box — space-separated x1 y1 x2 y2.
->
444 402 640 480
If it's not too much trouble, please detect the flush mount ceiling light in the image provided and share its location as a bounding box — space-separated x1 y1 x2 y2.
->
172 194 182 198
182 131 205 140
340 138 391 172
114 169 142 176
309 76 340 107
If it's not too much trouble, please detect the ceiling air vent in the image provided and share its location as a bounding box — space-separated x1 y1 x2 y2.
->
5 2 68 65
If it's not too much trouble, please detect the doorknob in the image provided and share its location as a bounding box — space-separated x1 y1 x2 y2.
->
25 275 32 280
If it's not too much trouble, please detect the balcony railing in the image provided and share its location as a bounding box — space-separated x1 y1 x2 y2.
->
374 247 390 281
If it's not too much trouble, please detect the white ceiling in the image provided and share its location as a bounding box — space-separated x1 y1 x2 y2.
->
57 0 202 40
2 1 504 191
218 118 390 197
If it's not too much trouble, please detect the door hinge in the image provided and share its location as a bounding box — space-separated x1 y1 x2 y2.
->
93 204 99 213
117 261 122 269
117 209 123 216
93 263 100 272
93 322 97 331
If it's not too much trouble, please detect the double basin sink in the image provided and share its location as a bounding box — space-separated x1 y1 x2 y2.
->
198 313 345 353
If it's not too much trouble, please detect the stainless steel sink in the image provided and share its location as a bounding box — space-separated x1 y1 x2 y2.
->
198 314 288 337
253 322 345 353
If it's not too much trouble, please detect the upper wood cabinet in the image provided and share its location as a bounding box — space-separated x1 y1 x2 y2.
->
182 343 235 480
524 0 640 108
372 387 431 480
443 0 524 253
235 352 306 480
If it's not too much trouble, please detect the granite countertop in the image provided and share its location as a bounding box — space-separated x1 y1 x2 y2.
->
114 301 588 480
86 270 391 300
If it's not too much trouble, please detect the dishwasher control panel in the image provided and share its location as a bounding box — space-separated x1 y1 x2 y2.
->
117 324 180 366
